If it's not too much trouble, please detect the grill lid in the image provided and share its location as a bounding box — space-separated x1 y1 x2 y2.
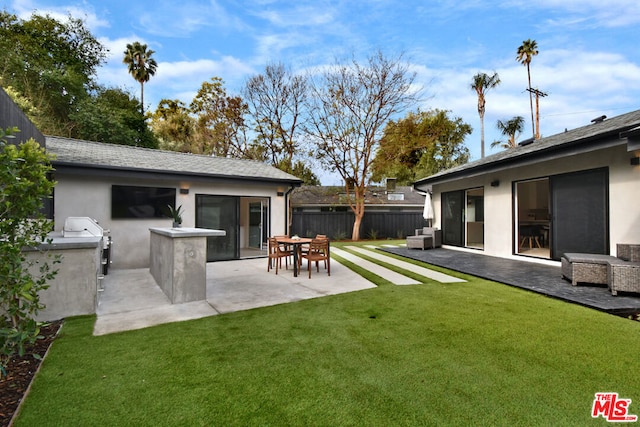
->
62 217 104 237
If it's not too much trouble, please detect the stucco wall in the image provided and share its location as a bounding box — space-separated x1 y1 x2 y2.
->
53 174 291 268
430 144 640 260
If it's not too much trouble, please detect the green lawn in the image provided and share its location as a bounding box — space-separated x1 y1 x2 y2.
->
16 241 640 426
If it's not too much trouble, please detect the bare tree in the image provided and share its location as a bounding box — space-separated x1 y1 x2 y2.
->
305 51 419 240
243 62 308 170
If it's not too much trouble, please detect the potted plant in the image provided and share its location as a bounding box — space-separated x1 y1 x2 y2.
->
168 204 184 228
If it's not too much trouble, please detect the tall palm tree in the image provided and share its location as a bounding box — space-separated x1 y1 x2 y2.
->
516 39 538 138
123 42 158 114
492 116 525 149
471 71 501 158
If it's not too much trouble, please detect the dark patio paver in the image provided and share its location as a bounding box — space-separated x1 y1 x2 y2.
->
380 247 640 318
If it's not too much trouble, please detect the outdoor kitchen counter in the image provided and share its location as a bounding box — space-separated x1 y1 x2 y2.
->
39 232 103 249
149 227 225 304
24 233 103 321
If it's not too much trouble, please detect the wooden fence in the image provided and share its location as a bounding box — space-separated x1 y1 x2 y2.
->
290 211 426 240
0 87 45 146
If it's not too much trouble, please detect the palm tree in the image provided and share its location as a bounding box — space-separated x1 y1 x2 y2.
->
516 39 538 138
123 42 158 114
471 72 501 159
492 116 525 149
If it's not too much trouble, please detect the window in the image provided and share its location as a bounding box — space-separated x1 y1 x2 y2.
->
111 185 176 219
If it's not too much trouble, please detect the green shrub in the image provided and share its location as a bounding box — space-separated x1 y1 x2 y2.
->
0 129 59 376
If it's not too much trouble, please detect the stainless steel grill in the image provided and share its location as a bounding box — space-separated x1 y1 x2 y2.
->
62 217 112 274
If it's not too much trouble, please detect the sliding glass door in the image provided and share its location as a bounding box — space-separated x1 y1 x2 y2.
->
248 201 267 249
196 195 239 261
515 178 550 258
465 188 484 249
550 168 608 259
442 190 464 246
442 188 484 249
514 168 608 260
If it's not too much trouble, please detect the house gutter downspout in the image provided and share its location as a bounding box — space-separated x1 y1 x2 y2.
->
285 184 297 235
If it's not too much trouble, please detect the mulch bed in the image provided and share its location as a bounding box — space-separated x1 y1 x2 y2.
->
0 320 63 427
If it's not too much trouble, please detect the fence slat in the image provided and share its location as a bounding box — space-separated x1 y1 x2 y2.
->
291 211 426 240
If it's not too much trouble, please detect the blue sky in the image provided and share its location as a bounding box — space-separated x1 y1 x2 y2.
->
7 0 640 184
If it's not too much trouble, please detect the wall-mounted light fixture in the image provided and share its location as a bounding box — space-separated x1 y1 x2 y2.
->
631 157 640 166
490 180 500 187
180 188 189 195
276 191 285 197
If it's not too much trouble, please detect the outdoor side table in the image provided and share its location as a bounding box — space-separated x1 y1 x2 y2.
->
607 259 640 296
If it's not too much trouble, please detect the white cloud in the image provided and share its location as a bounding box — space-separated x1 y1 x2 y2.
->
10 0 110 30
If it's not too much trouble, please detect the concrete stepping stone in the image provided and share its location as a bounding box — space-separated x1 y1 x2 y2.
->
344 246 466 283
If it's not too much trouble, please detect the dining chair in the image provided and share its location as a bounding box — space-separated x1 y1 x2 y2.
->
300 238 330 278
299 234 328 267
267 237 291 274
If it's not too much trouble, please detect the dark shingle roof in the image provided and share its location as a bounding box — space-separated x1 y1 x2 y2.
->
414 109 640 186
46 136 303 184
292 185 425 206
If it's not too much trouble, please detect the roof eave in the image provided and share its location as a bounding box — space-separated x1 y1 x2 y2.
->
52 161 303 186
414 130 627 190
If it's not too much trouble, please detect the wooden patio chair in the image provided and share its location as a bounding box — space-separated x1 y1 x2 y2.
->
267 237 292 274
300 238 330 278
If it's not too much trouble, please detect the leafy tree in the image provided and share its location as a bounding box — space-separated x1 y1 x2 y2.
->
123 41 157 114
150 99 197 152
0 130 58 376
0 11 107 136
470 72 500 159
70 87 158 148
492 116 525 149
277 159 320 186
305 51 419 240
190 77 250 157
371 109 471 185
516 39 538 138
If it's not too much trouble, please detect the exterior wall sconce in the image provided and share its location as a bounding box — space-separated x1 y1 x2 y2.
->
180 188 189 194
276 191 285 197
490 180 500 187
631 157 640 166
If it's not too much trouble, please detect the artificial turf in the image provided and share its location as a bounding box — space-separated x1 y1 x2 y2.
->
15 242 639 426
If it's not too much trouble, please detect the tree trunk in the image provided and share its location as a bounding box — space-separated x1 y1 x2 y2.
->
140 82 145 114
351 185 365 240
352 210 363 241
479 111 485 158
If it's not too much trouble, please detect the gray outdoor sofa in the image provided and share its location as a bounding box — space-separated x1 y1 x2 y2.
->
561 244 640 296
406 227 442 250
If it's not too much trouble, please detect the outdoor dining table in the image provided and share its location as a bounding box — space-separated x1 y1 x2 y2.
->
275 236 313 277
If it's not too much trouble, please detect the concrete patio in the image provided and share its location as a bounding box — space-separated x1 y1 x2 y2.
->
94 256 377 335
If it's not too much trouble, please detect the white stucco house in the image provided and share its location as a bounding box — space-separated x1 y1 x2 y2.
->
413 109 640 263
47 136 303 269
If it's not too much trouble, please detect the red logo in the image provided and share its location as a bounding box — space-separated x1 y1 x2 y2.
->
592 392 638 422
